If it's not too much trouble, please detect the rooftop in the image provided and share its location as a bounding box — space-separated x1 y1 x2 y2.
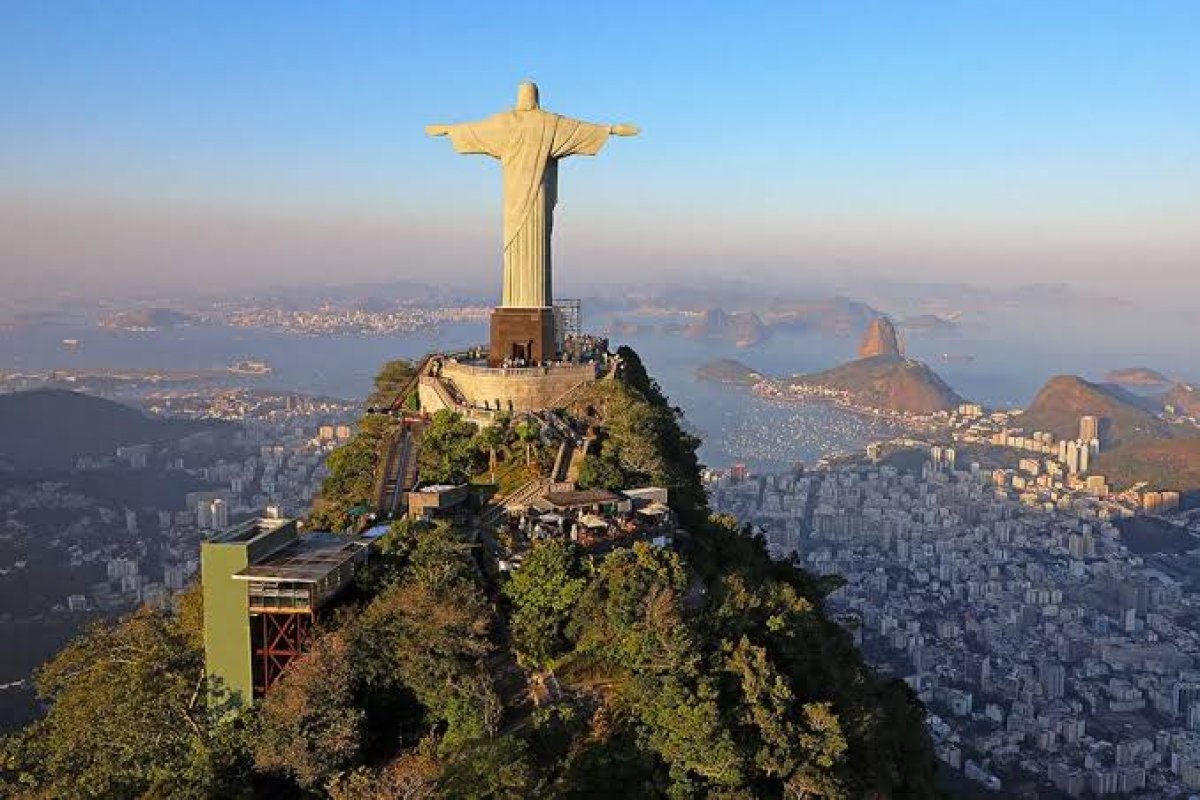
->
206 516 292 546
232 532 369 584
539 488 621 509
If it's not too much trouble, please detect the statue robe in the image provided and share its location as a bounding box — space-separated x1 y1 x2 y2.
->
445 109 610 308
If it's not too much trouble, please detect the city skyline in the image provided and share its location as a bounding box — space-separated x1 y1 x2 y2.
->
3 2 1198 297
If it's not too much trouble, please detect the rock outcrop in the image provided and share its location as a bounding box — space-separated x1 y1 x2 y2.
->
858 317 902 359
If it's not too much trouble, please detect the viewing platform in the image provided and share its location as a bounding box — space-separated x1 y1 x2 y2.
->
418 352 609 417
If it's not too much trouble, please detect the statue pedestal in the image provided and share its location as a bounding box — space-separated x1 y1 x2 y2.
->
489 307 556 367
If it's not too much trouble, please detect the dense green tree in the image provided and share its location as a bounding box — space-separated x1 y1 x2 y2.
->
571 374 707 528
575 451 627 491
0 604 249 799
419 409 484 484
253 633 365 792
328 746 441 800
438 735 536 799
476 422 507 480
514 418 541 465
368 359 418 409
348 522 500 753
502 540 587 665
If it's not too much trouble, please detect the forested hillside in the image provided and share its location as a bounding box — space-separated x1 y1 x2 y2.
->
1 349 941 799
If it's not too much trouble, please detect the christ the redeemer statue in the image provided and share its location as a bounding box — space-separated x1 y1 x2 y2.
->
427 81 638 309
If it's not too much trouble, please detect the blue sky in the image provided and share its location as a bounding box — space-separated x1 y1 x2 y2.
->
2 1 1197 295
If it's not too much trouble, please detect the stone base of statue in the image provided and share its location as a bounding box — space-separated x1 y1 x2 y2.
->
488 307 556 367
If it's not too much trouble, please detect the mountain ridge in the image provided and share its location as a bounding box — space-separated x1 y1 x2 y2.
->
1018 375 1172 447
0 389 223 470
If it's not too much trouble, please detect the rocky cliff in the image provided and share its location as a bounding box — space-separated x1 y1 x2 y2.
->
858 317 902 359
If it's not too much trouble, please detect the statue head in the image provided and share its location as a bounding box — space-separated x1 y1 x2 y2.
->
516 81 540 111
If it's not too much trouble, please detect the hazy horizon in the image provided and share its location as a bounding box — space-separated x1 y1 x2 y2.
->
3 2 1197 300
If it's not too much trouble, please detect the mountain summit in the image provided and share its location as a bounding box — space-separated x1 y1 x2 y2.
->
858 316 902 359
1019 375 1170 447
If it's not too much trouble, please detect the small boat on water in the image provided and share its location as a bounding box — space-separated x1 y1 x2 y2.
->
937 353 974 364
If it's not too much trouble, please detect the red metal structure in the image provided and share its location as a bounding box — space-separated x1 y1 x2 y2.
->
251 611 312 696
233 532 371 697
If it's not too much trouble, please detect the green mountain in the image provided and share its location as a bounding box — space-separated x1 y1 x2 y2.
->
1 350 943 799
0 389 221 470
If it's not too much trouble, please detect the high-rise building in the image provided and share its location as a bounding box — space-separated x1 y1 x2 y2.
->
211 498 229 531
1064 442 1080 474
1040 659 1066 700
1080 415 1100 444
197 501 213 530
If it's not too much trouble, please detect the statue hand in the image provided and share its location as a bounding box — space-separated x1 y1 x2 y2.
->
426 124 450 137
610 123 640 137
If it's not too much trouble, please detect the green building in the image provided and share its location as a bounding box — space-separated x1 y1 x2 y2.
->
201 517 370 705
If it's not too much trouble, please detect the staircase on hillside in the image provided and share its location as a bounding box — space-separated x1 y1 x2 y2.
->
479 476 550 528
551 440 572 483
546 378 590 411
565 435 594 484
385 356 432 412
375 420 426 517
419 374 464 413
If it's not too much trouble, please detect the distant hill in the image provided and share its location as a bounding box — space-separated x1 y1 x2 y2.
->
695 358 764 386
1094 438 1200 494
1105 367 1170 387
767 295 878 336
0 390 221 470
858 317 902 359
899 314 958 334
1162 383 1200 418
683 308 770 347
790 355 964 414
1018 375 1172 447
1016 375 1200 492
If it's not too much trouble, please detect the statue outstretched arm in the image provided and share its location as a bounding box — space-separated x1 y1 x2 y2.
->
426 117 510 158
551 116 637 159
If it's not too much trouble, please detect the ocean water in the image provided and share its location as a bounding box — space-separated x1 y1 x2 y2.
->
2 299 1194 474
0 321 485 400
